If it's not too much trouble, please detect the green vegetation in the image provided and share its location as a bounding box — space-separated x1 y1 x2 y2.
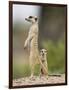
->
13 40 65 79
42 40 65 74
13 6 66 79
13 63 30 79
13 63 40 79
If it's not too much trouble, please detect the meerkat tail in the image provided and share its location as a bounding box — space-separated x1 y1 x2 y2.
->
48 74 61 77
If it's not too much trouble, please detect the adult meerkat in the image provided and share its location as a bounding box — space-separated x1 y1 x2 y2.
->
24 16 48 78
40 49 48 77
24 16 39 77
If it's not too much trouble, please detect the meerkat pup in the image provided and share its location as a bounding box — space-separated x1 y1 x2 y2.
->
40 49 48 77
40 49 61 78
24 16 39 78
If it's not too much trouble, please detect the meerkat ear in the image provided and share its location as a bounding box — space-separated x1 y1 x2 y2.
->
29 16 32 18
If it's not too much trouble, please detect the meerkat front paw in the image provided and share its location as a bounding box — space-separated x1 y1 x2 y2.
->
24 43 27 49
24 46 26 49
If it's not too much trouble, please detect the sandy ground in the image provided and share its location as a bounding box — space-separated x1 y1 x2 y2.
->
13 74 65 86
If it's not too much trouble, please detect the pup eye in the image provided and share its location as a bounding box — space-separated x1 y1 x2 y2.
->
41 51 43 53
29 16 32 18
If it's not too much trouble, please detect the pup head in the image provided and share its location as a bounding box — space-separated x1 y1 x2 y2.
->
40 49 47 56
25 16 38 23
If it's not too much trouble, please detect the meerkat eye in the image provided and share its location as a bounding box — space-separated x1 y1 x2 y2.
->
41 51 43 53
35 18 37 21
29 16 32 18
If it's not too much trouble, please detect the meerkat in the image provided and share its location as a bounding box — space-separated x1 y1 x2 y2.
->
24 16 39 78
40 49 48 77
40 49 61 78
24 16 48 78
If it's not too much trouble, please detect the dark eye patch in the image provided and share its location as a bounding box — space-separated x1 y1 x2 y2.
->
42 51 43 53
29 16 32 18
41 50 43 53
35 18 37 21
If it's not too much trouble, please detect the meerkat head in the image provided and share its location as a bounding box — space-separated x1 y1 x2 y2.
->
25 16 38 23
40 49 47 57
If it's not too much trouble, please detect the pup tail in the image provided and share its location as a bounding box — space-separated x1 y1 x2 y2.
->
48 74 61 77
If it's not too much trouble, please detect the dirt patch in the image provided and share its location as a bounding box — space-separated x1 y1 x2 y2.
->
13 74 65 86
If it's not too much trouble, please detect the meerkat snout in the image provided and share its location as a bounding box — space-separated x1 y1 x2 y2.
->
25 16 38 23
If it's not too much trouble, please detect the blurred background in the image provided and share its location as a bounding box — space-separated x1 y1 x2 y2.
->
13 4 66 79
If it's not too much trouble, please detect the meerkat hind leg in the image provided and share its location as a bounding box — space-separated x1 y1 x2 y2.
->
30 62 35 79
40 66 48 79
